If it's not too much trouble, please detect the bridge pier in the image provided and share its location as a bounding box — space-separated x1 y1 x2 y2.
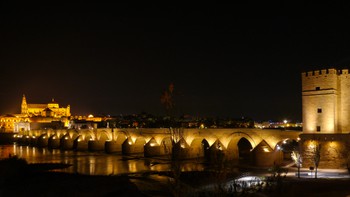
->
60 138 74 150
48 137 60 149
18 135 30 146
144 145 161 157
74 140 89 151
172 142 191 160
37 136 48 147
253 150 283 166
122 140 144 155
105 141 121 153
88 140 105 151
29 137 38 147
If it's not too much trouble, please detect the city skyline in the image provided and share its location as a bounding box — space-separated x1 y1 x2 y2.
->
1 3 349 121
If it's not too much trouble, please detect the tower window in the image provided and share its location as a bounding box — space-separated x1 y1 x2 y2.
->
316 126 321 132
317 108 322 113
316 87 320 90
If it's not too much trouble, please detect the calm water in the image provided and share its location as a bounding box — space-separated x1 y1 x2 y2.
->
0 144 206 175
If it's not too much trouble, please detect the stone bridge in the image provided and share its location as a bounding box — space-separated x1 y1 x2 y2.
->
14 128 300 166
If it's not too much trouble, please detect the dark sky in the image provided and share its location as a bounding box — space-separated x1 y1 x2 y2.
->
0 3 349 122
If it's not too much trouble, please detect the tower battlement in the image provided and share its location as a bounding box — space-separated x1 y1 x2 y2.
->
301 68 349 78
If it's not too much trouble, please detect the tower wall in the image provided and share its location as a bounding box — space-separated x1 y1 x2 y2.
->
302 68 339 133
338 69 350 132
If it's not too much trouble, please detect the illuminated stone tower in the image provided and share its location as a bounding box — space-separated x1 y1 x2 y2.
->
21 94 28 115
302 68 350 133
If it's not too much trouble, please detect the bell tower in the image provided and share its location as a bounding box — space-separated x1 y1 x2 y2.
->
21 94 28 115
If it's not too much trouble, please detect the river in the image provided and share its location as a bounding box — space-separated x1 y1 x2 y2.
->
0 144 206 175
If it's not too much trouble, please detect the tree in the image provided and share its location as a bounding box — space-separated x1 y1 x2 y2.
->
160 83 175 116
291 151 302 178
311 141 321 179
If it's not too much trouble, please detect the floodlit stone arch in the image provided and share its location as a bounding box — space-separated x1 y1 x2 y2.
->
225 132 258 161
116 130 128 145
98 130 110 142
66 129 79 140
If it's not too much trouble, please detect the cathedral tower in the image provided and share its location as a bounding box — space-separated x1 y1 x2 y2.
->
21 94 28 115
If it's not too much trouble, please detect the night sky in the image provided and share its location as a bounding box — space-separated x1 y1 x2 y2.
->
0 3 349 122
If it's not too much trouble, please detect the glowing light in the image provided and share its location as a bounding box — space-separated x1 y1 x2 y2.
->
13 134 17 138
32 136 36 139
308 142 315 149
149 142 157 147
180 142 185 148
65 136 68 140
263 147 270 152
276 145 281 151
42 136 46 139
128 141 132 145
52 136 56 139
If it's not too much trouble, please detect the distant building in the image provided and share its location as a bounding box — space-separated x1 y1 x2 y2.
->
21 94 71 117
0 95 72 132
254 121 302 129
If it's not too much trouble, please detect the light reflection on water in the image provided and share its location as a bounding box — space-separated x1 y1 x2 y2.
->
0 144 205 176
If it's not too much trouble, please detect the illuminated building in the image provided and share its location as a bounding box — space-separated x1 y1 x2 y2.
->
302 68 350 133
0 95 72 132
301 68 350 168
21 94 71 117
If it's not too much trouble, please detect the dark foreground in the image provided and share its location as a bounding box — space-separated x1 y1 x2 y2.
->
1 156 350 196
0 172 145 197
2 171 350 197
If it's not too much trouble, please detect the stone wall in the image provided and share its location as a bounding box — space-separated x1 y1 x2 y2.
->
300 133 350 169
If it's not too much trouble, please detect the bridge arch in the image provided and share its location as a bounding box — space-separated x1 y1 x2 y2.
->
66 129 80 140
225 132 259 161
115 131 128 145
98 130 110 141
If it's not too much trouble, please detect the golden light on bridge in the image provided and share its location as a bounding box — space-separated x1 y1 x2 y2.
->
263 146 270 152
149 142 158 147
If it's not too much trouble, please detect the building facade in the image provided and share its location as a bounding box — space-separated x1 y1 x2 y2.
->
0 95 72 132
302 68 350 133
21 94 71 117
